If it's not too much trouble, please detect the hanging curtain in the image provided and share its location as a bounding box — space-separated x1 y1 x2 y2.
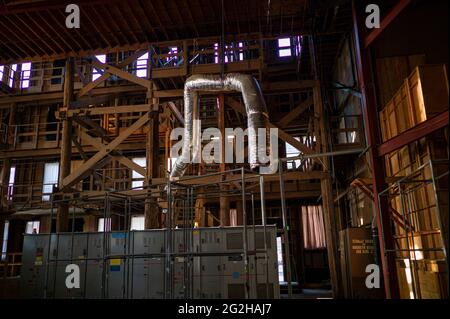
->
302 205 326 249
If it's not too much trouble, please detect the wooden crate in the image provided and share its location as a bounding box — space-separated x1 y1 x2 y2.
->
396 259 448 299
379 64 449 142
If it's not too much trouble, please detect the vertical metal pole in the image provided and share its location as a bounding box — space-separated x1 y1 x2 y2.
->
398 182 416 299
404 187 421 299
43 195 54 298
241 167 249 298
129 197 135 299
429 160 449 275
259 176 270 298
251 192 258 297
279 161 292 298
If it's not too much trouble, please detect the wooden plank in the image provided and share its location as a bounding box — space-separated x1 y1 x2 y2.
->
65 104 151 117
277 96 313 127
227 97 315 155
61 112 150 189
76 50 147 98
91 58 152 89
78 129 147 177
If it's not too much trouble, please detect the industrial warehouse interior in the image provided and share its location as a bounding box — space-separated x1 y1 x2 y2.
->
0 0 448 304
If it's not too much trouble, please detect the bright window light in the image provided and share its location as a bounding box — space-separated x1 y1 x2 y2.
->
1 221 9 261
21 62 31 89
132 157 146 189
98 218 111 232
9 64 17 87
279 49 292 57
238 42 244 61
25 221 40 234
214 43 219 64
130 216 145 230
0 65 4 82
7 166 15 201
42 162 59 201
167 157 177 173
285 137 302 169
92 55 106 81
136 52 148 78
278 38 292 58
277 237 285 283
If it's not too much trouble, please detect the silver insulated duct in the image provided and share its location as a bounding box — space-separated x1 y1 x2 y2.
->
170 73 269 179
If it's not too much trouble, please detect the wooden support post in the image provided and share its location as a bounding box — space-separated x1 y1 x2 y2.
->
313 84 342 298
57 58 74 232
0 158 11 211
145 85 160 229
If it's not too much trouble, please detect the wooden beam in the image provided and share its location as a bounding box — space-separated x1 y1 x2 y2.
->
64 104 151 117
166 101 184 125
227 97 315 155
57 58 74 232
76 50 146 98
377 111 449 157
91 57 152 89
314 83 342 298
277 96 313 127
78 127 147 177
61 112 150 190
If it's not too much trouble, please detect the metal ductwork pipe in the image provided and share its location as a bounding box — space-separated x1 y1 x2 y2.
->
170 73 269 179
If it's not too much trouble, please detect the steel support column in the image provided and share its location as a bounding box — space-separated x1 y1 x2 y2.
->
352 0 400 299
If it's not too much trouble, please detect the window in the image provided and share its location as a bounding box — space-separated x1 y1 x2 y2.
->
214 43 219 64
238 42 244 61
20 62 31 88
9 64 17 87
97 218 111 232
0 65 4 82
136 53 148 78
302 206 326 249
42 162 59 201
167 157 177 174
7 166 16 201
25 221 40 234
278 38 292 58
1 221 9 261
166 47 178 66
131 157 146 189
276 237 285 282
51 59 64 85
285 137 302 169
130 216 145 230
92 55 106 81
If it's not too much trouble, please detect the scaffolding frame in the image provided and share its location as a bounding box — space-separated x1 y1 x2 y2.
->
378 159 449 299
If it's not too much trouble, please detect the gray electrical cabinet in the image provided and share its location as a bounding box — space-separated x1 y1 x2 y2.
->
20 226 279 299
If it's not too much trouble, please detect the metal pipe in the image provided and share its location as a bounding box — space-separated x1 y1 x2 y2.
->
279 161 292 298
259 176 270 298
241 167 250 298
171 74 269 178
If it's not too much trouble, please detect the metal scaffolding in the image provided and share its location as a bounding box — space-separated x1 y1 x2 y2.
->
378 159 449 299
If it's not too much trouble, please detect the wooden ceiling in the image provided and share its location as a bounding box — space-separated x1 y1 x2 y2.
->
0 0 314 64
